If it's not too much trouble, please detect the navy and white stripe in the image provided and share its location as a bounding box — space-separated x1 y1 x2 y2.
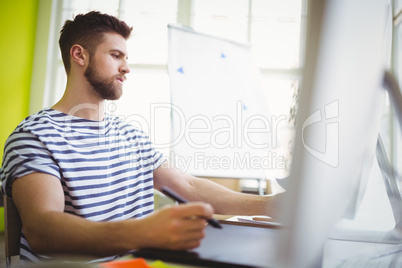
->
0 108 165 263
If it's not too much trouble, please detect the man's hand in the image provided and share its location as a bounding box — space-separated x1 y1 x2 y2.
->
137 202 214 250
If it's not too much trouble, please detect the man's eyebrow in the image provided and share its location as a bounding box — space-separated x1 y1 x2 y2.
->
111 49 128 59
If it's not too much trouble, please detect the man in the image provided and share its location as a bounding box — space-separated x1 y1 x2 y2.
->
0 11 278 264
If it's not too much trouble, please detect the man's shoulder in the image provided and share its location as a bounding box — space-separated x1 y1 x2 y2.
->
14 109 61 133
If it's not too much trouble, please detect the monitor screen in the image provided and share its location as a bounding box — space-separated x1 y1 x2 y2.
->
276 0 391 267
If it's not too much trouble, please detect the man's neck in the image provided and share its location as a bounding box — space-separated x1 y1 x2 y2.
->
52 81 106 121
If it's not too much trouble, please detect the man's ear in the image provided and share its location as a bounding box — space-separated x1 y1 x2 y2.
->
70 44 88 67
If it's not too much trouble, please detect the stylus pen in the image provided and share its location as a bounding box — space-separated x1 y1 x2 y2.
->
161 186 222 229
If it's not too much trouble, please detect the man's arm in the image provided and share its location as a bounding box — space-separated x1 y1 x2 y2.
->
153 163 279 217
12 172 214 257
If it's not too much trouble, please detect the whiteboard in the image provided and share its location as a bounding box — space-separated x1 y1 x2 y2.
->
167 24 273 179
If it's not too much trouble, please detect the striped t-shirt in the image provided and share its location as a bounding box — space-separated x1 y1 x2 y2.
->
0 108 165 263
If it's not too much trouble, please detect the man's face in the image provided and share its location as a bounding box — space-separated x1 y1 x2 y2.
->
84 32 130 100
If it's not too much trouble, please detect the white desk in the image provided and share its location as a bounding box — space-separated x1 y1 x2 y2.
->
323 239 402 267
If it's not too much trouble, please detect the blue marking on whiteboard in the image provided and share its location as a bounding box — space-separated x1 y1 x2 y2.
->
243 104 248 110
177 67 184 74
221 53 226 58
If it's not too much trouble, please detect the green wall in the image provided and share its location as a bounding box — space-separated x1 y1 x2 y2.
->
0 0 39 159
0 0 39 230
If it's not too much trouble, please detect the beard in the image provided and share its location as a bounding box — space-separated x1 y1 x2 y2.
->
84 58 123 101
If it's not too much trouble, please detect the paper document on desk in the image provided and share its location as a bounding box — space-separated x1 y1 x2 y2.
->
227 215 283 227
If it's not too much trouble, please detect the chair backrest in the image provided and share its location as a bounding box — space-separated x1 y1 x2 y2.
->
4 195 22 267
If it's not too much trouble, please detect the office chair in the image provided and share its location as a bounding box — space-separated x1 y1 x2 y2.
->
4 195 21 267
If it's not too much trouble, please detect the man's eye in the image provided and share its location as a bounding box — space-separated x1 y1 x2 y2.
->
112 54 119 58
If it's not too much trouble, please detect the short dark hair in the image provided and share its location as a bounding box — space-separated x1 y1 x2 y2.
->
59 11 133 73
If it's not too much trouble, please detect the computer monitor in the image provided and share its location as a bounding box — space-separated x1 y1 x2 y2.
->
276 0 392 267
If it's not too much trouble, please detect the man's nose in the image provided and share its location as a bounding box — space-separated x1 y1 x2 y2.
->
120 61 130 74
